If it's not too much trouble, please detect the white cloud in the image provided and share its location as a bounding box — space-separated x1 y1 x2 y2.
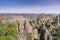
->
0 6 60 14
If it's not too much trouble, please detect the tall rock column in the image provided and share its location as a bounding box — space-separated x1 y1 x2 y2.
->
10 16 27 40
26 19 33 40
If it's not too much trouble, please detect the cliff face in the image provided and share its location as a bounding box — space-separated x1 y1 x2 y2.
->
37 13 55 29
29 13 58 40
10 16 33 33
9 16 33 40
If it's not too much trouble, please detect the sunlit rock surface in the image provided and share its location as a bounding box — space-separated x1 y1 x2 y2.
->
9 16 33 40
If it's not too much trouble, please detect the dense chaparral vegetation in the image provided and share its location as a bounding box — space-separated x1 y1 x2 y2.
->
0 21 18 40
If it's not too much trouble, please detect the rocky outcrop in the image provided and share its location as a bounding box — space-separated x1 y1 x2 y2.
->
37 13 55 40
10 16 33 40
29 13 56 40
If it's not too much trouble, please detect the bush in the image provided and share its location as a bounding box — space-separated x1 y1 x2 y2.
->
0 22 18 40
52 25 60 40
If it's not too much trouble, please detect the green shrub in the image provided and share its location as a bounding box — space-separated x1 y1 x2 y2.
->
0 22 18 40
52 25 60 40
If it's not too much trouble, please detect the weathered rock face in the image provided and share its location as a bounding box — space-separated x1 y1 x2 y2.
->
0 14 8 24
40 28 52 40
10 16 33 33
29 13 56 40
37 13 55 40
30 19 39 40
26 19 33 33
10 16 27 40
10 16 33 40
37 13 54 28
33 29 38 39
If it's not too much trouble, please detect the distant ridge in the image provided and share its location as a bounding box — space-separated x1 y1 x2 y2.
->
0 13 59 19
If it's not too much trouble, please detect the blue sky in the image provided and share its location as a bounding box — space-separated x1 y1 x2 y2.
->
0 0 60 13
0 0 60 7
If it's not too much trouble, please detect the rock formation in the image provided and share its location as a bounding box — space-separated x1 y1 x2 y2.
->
0 13 59 40
29 13 56 40
10 16 33 40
